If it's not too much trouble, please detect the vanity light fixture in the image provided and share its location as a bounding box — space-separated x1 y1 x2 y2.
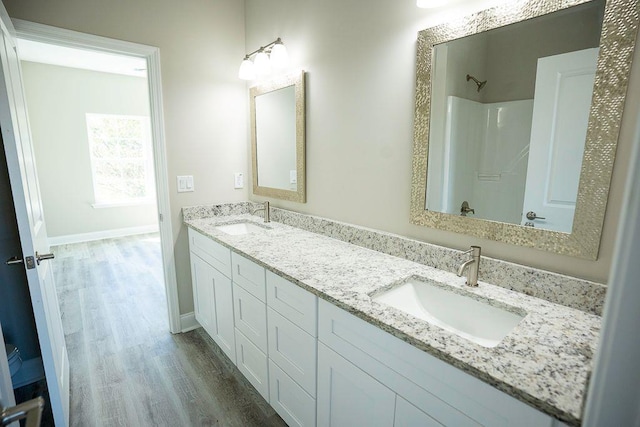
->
238 38 290 81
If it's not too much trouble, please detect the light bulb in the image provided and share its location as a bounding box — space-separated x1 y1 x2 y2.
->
270 42 290 71
254 51 271 78
238 58 255 80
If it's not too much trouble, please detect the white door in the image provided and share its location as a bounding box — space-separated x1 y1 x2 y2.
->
521 48 598 232
0 3 69 426
0 321 17 421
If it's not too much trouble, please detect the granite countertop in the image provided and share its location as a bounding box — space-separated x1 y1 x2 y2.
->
184 213 601 425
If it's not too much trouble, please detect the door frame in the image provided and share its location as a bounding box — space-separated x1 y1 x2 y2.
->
582 96 640 425
12 19 181 334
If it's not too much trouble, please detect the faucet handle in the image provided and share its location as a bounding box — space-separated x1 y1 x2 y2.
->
461 246 481 257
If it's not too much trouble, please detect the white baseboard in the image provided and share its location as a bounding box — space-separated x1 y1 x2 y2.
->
12 357 45 389
49 224 159 246
180 312 200 333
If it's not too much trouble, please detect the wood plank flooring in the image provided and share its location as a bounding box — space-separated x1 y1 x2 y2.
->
51 234 286 427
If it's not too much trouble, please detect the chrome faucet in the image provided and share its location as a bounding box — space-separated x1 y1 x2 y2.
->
251 201 270 223
457 246 481 287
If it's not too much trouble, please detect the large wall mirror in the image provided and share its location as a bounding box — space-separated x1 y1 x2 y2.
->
251 71 306 202
410 0 638 259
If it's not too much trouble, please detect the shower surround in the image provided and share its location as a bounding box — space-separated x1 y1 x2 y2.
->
428 96 534 224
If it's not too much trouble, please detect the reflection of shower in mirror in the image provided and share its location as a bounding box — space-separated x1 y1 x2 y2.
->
466 74 487 92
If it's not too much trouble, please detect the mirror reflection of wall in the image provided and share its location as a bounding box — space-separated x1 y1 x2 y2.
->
426 0 604 233
255 85 296 190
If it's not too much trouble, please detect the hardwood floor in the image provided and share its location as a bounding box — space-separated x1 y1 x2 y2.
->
52 234 286 427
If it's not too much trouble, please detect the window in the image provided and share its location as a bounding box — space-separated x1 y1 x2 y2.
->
86 114 155 207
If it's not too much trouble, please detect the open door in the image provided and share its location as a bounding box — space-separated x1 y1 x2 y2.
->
0 321 17 425
0 3 69 426
521 48 598 232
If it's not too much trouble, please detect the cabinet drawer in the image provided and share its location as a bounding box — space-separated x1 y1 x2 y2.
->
267 271 317 336
269 360 316 427
235 329 269 402
188 228 231 277
268 308 317 397
234 284 267 352
232 252 266 302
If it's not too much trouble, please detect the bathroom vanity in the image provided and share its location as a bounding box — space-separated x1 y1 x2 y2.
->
183 203 600 427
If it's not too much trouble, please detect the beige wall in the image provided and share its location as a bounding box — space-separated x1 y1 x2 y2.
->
245 0 640 285
5 0 638 319
482 2 602 103
4 0 249 314
21 61 158 238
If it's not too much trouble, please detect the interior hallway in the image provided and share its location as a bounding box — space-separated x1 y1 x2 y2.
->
51 233 286 426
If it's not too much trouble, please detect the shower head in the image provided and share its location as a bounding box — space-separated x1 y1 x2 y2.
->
466 74 487 92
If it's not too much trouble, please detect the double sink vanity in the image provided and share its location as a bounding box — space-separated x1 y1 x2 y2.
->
183 202 601 427
188 1 638 423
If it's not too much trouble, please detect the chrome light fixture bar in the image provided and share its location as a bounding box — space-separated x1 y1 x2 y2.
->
238 37 289 81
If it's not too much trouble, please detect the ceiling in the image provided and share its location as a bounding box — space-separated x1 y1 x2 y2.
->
16 39 148 78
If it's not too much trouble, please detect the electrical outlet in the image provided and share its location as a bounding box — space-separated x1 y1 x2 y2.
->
177 175 194 192
234 173 244 189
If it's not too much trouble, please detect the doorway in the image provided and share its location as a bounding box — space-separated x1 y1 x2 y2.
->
12 19 180 334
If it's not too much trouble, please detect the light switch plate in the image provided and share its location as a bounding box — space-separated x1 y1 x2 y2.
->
177 175 194 192
234 172 244 189
289 170 297 184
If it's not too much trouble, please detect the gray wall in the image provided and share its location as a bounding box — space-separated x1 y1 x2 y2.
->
244 0 640 285
21 62 158 238
4 0 249 314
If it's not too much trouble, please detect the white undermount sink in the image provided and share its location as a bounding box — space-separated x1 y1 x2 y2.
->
215 221 269 235
372 278 526 348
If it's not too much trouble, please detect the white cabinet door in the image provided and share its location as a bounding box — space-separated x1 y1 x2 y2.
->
190 252 236 363
317 343 395 427
269 360 316 427
190 253 216 337
211 267 236 364
395 396 442 427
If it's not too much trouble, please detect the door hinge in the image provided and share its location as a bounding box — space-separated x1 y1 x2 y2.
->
25 256 36 269
159 213 163 222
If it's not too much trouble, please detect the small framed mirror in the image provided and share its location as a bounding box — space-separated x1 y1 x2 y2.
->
250 71 306 203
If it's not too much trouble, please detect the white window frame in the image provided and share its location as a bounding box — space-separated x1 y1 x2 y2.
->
86 113 156 208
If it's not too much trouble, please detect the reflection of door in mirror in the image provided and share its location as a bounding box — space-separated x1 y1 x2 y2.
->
425 0 604 231
255 85 296 191
521 48 598 232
